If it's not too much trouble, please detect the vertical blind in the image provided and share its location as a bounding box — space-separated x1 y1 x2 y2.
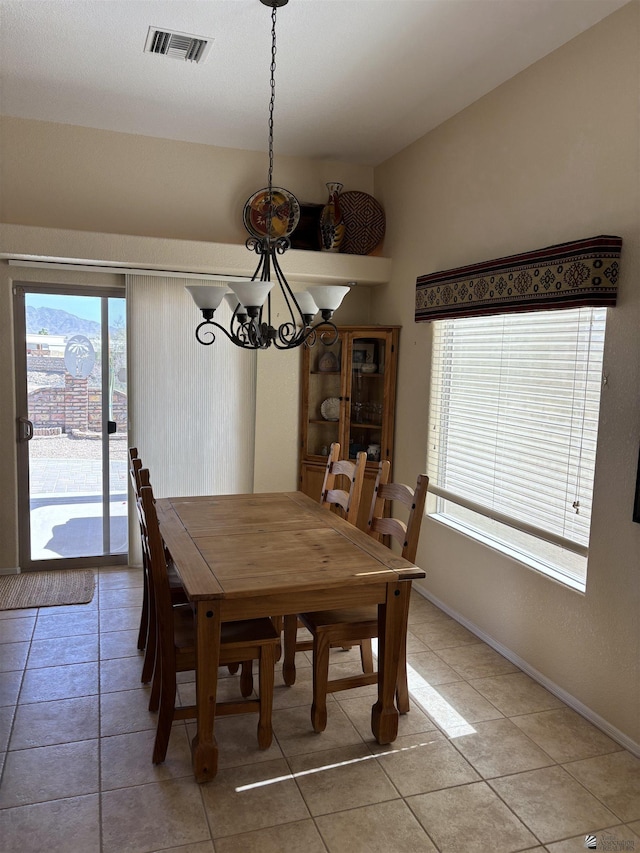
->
427 306 607 556
126 275 256 501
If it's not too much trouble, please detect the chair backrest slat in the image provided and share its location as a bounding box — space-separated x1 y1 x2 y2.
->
367 460 428 562
320 442 367 526
138 477 177 663
129 447 142 496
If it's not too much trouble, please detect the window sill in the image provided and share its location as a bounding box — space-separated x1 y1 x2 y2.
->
429 512 587 594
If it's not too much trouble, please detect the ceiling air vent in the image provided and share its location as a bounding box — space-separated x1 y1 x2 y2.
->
144 27 213 64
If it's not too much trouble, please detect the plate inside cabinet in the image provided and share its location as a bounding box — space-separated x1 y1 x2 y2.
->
320 397 340 421
318 351 339 372
339 191 385 255
243 187 301 239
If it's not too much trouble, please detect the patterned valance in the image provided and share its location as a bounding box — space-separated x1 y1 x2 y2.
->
415 235 622 323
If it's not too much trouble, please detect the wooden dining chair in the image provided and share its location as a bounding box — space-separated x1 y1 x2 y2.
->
136 466 254 712
297 461 428 732
130 448 154 662
137 478 279 763
282 443 367 687
319 441 367 525
129 447 187 685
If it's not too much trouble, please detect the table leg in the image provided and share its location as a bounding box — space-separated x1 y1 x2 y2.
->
396 582 412 714
371 580 410 744
191 600 221 782
282 614 298 686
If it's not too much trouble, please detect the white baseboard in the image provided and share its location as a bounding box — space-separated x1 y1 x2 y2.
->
413 586 640 758
0 567 20 576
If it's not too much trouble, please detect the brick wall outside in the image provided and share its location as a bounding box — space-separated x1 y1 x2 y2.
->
28 377 127 433
28 387 66 429
64 375 89 430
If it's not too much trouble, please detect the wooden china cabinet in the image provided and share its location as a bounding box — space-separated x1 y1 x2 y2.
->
299 325 400 530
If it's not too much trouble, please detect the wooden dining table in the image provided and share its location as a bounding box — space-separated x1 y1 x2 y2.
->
156 490 426 783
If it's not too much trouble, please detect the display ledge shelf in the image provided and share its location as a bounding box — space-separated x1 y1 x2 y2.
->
308 420 382 429
307 455 381 466
0 225 392 286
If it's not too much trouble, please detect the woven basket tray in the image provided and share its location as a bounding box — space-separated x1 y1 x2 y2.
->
339 191 385 255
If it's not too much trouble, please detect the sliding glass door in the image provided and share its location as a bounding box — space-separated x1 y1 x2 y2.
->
14 284 128 570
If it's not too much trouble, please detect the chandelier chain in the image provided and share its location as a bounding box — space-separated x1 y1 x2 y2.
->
267 5 277 241
188 0 347 351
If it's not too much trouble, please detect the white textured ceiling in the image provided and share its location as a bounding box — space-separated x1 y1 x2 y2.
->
0 0 631 166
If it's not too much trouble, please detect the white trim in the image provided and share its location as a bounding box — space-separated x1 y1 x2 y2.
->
412 586 640 757
0 567 20 576
9 259 236 281
429 484 589 558
0 224 392 285
431 513 587 593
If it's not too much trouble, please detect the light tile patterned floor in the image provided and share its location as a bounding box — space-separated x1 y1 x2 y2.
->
0 567 639 853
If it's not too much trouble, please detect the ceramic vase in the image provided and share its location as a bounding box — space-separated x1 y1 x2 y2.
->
319 182 345 252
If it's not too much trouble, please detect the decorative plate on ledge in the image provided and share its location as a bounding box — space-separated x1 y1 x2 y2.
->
320 397 340 421
243 187 301 239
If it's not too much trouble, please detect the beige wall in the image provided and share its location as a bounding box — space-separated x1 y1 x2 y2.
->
373 2 640 747
0 117 374 244
0 128 377 569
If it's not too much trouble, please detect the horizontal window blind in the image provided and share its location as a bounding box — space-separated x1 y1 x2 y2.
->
427 307 607 559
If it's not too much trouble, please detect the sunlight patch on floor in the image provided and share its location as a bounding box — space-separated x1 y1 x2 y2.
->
234 739 442 792
408 677 476 738
235 642 477 792
373 637 477 738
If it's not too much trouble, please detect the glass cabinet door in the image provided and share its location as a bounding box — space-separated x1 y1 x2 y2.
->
300 325 399 521
346 334 387 464
303 334 344 461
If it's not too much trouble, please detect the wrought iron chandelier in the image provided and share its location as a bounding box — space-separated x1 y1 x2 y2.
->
187 0 350 349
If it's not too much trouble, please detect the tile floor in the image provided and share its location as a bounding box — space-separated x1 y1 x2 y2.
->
0 566 639 853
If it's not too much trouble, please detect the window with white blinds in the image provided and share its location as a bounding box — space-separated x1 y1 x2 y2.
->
427 306 607 587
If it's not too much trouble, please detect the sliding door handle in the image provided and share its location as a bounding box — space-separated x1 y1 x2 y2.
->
17 417 34 442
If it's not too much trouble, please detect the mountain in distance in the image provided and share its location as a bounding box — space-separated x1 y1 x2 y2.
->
26 306 102 337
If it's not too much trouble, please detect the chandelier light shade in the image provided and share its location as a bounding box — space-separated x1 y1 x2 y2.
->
185 285 231 311
307 286 351 313
187 0 351 349
293 291 318 317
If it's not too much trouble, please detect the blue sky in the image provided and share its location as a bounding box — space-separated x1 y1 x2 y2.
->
27 293 126 325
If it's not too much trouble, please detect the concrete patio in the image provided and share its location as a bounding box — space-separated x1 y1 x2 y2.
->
28 439 128 560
